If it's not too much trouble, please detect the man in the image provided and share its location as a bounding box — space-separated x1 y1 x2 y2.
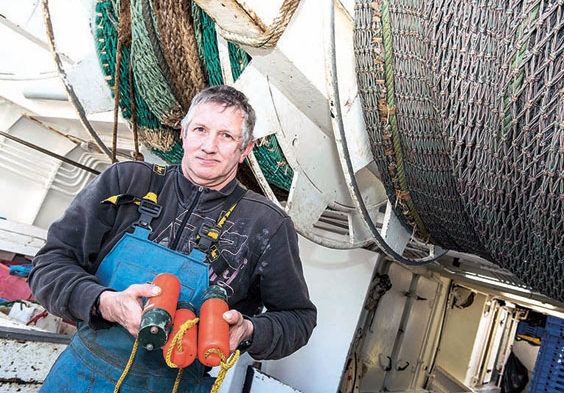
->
29 85 316 392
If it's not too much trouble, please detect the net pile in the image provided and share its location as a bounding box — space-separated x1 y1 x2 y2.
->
354 0 563 302
94 0 294 190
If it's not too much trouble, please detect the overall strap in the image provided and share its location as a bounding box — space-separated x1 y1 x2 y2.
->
196 185 247 276
101 164 167 232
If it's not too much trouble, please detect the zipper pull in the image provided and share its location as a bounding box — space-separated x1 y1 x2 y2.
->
198 186 203 192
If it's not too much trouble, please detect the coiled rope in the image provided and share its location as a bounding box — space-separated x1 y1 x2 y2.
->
153 0 205 109
95 0 179 153
215 0 301 49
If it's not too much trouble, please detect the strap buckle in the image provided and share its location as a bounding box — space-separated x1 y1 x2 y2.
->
196 223 220 253
132 199 162 231
195 222 235 277
208 244 220 262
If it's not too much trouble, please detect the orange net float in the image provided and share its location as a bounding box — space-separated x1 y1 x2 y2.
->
197 285 229 367
163 301 199 368
138 273 180 351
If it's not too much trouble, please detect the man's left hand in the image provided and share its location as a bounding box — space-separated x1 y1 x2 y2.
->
223 310 253 354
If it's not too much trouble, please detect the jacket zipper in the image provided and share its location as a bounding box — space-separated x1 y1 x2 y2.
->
170 186 203 251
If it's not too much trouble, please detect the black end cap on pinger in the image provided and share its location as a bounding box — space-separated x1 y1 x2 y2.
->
138 308 172 350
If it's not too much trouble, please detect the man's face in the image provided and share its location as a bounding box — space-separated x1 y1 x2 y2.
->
181 102 254 190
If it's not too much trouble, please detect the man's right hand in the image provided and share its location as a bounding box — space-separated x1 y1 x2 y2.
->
98 284 161 336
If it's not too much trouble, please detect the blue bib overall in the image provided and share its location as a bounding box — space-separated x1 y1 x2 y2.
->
40 227 214 393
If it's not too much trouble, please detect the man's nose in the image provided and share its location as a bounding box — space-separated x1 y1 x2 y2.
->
201 133 218 152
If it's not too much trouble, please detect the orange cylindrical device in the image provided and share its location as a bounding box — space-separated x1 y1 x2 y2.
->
162 301 198 368
138 273 180 351
197 285 229 367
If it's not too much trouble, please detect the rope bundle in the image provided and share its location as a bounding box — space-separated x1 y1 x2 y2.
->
96 0 180 154
95 0 294 191
131 0 184 128
153 0 205 109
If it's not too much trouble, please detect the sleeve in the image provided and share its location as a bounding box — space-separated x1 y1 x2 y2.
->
246 217 317 360
28 164 123 328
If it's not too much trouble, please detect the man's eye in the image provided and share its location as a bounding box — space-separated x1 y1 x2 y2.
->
221 133 233 140
193 127 205 133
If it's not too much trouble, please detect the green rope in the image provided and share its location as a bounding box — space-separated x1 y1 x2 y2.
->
95 0 181 161
152 142 184 163
193 4 224 86
381 0 429 238
228 42 250 82
251 136 294 190
131 0 183 126
191 2 207 81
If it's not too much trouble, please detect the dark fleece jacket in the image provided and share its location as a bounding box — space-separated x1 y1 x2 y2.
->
29 161 316 360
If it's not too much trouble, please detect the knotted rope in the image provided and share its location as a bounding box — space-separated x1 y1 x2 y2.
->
164 317 199 368
205 349 240 393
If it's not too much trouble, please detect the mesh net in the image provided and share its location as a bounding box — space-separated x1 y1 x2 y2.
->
130 0 184 128
354 0 564 301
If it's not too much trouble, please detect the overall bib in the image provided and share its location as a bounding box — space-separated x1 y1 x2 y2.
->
40 226 213 393
40 166 246 393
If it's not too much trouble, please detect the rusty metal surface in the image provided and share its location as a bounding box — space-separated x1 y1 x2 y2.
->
0 336 67 385
0 381 42 393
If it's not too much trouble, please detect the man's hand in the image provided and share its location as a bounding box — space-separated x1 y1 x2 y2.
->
98 284 161 336
223 310 253 353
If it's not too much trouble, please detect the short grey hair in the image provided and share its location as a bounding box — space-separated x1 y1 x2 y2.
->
181 85 256 149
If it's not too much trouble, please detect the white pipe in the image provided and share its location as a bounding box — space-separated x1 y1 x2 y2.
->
23 88 68 101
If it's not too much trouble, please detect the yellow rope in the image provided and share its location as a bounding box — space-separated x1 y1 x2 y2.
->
113 337 139 393
171 368 184 393
112 325 237 393
164 317 199 368
113 331 192 393
206 349 240 393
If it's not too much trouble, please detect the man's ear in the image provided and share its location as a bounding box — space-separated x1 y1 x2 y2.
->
239 140 255 163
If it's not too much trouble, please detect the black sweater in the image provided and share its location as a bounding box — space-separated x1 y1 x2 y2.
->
29 161 316 360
